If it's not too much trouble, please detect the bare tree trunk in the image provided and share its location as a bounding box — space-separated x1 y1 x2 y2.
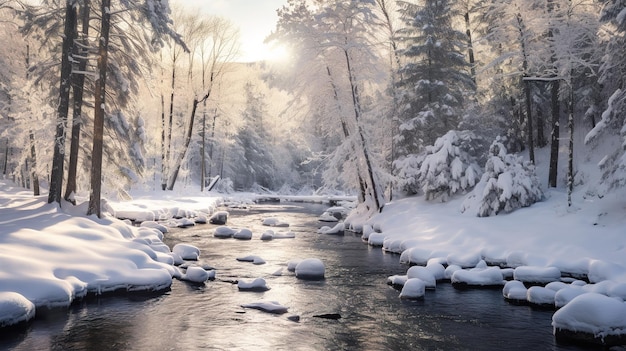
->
163 62 176 190
87 0 110 217
567 81 574 207
464 11 476 82
524 79 535 163
48 1 77 205
65 0 90 202
549 80 560 187
167 97 199 190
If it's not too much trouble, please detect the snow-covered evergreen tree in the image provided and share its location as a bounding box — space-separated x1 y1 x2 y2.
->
418 130 483 201
395 0 475 155
585 0 626 192
462 138 543 217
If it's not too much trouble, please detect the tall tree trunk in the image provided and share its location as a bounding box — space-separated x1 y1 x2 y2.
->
160 53 167 190
24 44 40 196
549 80 560 187
200 106 206 192
163 62 176 190
464 11 476 82
567 81 574 207
65 0 90 202
207 109 217 179
87 0 111 218
48 1 77 205
166 98 199 190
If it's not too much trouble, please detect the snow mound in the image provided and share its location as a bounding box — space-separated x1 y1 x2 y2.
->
447 252 481 268
426 262 446 281
503 280 527 303
451 267 504 288
214 226 236 238
526 286 556 308
317 223 345 235
140 221 169 233
287 259 301 272
234 228 253 240
260 230 275 240
387 274 408 288
238 278 270 291
368 232 386 247
513 266 561 285
0 292 36 328
236 255 266 265
241 301 288 314
399 278 426 299
553 293 626 345
406 266 436 289
319 212 339 222
555 287 586 309
295 258 325 280
172 243 200 260
262 218 289 227
181 266 210 284
444 264 462 280
209 211 228 225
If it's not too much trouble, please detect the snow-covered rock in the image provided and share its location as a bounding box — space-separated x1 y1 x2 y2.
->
444 264 463 280
181 266 210 284
236 255 266 265
213 226 236 238
368 232 386 247
526 286 556 308
260 230 275 240
451 267 504 288
287 259 301 272
175 218 195 228
209 211 228 225
513 266 561 285
387 274 408 288
426 262 446 281
233 228 253 240
553 293 626 346
406 266 436 289
0 292 36 328
295 258 325 280
447 252 481 268
262 218 289 227
399 248 431 266
238 278 270 291
140 221 169 234
503 280 528 303
194 214 208 224
241 301 288 314
172 243 200 260
319 212 339 222
382 238 404 254
555 287 586 309
317 223 344 235
361 224 375 241
399 278 426 300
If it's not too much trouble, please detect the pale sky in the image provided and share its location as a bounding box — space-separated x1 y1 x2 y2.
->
171 0 289 62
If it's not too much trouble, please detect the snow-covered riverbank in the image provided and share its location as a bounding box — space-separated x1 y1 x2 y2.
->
0 181 222 327
2 178 626 345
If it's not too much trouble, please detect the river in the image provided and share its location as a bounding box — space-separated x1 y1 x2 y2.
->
1 202 591 350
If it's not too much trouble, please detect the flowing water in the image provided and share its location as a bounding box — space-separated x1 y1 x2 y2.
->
1 202 594 350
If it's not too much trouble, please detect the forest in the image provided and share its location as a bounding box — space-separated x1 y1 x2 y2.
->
0 0 624 218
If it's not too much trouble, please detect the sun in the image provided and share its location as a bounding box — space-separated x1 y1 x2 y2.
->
262 42 292 63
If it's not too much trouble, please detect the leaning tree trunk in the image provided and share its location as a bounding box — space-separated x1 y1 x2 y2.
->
567 80 574 207
87 0 110 218
65 0 91 202
48 1 77 205
344 49 384 211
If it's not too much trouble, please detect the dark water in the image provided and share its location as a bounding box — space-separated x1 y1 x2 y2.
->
0 202 596 350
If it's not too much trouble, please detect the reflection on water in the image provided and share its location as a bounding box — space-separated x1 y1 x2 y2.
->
1 202 589 350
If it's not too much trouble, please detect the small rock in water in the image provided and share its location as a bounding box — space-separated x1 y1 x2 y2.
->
287 315 301 322
313 313 342 320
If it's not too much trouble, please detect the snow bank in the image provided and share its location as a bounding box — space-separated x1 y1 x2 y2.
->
0 183 179 316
